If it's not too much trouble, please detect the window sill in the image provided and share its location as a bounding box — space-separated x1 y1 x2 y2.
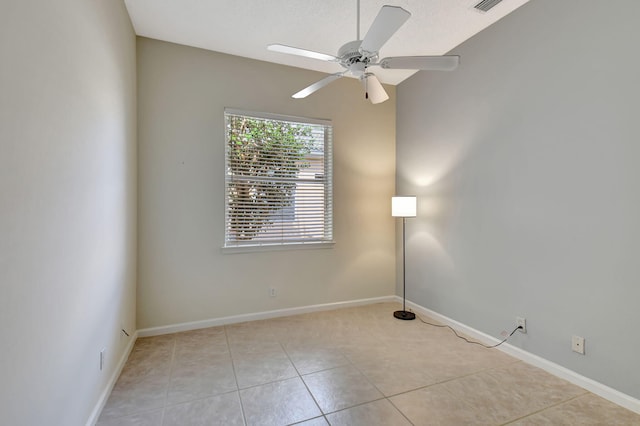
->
221 241 335 254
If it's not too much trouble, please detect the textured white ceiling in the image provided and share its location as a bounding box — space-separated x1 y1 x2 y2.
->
124 0 530 85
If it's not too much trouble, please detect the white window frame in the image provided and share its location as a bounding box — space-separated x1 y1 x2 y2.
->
223 108 334 253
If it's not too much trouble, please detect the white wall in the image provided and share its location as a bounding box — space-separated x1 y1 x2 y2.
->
0 1 137 424
397 0 640 399
137 38 396 329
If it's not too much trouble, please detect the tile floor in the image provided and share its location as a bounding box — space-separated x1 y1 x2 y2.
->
97 303 640 425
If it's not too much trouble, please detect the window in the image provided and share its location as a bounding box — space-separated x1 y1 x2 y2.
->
224 109 333 249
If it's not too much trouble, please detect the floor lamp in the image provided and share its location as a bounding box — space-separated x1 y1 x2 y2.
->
392 196 417 320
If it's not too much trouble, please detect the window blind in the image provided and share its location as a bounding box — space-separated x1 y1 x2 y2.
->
224 109 333 248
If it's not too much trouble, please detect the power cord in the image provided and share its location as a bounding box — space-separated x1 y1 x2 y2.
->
413 311 523 349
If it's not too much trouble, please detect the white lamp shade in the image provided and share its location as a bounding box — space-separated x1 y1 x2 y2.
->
392 196 417 217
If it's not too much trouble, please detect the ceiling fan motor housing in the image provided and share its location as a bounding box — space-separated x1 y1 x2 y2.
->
337 40 377 74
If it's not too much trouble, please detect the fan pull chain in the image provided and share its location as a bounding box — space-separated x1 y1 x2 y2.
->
365 75 369 99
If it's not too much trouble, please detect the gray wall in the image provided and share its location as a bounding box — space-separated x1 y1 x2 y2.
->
397 0 640 399
0 1 137 424
137 38 396 329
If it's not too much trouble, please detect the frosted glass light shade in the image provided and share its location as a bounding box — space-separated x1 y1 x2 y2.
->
392 196 417 217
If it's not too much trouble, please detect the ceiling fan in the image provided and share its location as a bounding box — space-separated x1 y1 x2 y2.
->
268 1 460 104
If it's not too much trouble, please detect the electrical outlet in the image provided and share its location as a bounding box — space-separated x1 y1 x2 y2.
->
269 287 276 297
516 317 526 333
572 335 585 354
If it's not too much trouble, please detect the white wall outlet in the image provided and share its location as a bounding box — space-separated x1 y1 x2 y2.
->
516 317 526 333
269 287 276 297
572 335 585 354
100 348 106 370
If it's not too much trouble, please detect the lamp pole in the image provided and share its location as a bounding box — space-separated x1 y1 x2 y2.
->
402 216 407 313
392 196 416 321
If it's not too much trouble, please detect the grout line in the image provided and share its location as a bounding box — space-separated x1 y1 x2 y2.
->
159 337 177 426
499 391 590 425
344 349 415 425
282 339 395 422
378 359 529 402
386 396 416 426
99 406 165 423
107 303 638 424
326 396 388 413
223 325 247 426
161 389 243 411
319 396 391 417
280 342 326 420
286 415 329 426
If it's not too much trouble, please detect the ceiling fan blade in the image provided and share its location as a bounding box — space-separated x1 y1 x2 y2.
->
360 6 411 54
268 44 338 62
292 72 346 99
361 73 389 104
378 55 460 71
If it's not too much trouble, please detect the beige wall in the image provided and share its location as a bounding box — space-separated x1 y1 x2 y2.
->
0 0 137 425
137 38 396 329
397 0 640 400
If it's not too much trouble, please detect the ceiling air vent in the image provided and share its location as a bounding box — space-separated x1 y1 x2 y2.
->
474 0 504 12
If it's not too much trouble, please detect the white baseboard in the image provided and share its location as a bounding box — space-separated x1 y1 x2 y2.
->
87 296 394 423
403 298 640 415
138 295 397 338
86 330 139 426
91 296 640 419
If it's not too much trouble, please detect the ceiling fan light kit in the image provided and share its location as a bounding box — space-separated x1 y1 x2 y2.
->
268 2 460 104
361 72 389 104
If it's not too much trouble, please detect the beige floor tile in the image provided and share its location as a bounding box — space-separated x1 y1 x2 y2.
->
444 371 533 423
434 335 518 370
225 321 277 342
122 338 174 380
126 336 174 363
294 417 329 425
96 409 163 426
415 349 504 384
115 357 172 388
175 325 226 339
228 338 284 356
326 399 412 426
509 393 640 425
239 377 322 426
100 303 638 426
302 365 384 413
99 337 174 420
284 343 350 375
233 350 298 389
403 326 518 380
442 362 586 424
390 384 494 425
283 332 329 347
356 357 437 396
99 379 168 421
173 329 230 361
163 391 244 426
341 342 402 366
131 334 176 352
485 362 586 409
167 357 237 405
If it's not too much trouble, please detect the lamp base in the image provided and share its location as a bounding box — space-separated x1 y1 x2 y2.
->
393 310 416 321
